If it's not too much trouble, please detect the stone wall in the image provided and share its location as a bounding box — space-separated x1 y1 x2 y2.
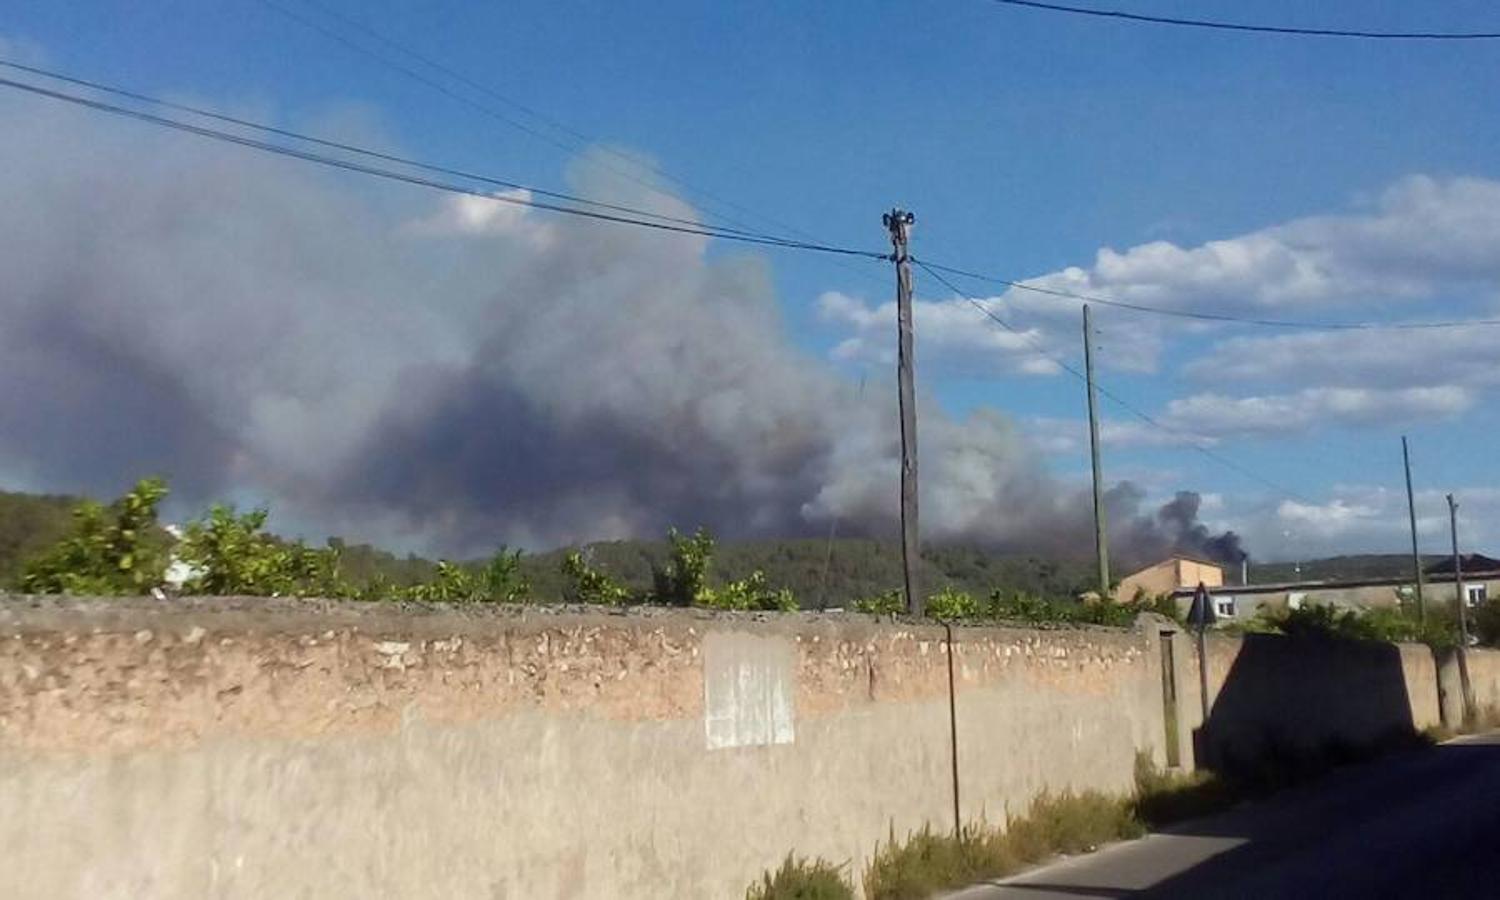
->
0 598 1175 899
0 597 1449 899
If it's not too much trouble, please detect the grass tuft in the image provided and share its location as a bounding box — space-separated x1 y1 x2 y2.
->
745 853 854 900
862 790 1141 900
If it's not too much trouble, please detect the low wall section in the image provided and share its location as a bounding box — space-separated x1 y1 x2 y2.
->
0 598 1450 898
1436 646 1500 725
1180 633 1440 773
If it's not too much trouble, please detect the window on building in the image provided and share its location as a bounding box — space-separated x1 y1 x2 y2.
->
1466 584 1488 607
1215 597 1237 619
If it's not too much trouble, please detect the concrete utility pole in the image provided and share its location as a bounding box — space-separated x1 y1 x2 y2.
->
1402 436 1426 624
1082 304 1110 598
1448 494 1476 723
885 208 921 616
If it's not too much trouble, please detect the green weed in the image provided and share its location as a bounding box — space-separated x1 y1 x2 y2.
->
745 854 853 900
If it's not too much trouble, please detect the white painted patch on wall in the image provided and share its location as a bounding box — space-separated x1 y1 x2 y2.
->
703 632 795 750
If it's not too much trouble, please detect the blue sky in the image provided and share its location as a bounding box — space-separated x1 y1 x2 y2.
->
3 1 1499 561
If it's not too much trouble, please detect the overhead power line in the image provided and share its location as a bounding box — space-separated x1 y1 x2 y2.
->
915 258 1500 332
992 0 1500 40
8 61 1493 335
255 0 827 245
0 74 888 261
915 260 1318 504
256 0 893 294
0 58 786 242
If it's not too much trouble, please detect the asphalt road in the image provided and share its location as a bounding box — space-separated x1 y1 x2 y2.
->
950 734 1500 899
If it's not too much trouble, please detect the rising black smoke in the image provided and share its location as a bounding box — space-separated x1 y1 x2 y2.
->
1153 491 1249 564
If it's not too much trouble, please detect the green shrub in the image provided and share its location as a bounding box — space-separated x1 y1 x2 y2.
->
1469 598 1500 647
561 551 633 605
20 478 171 595
646 526 798 610
655 527 716 606
745 854 853 900
989 590 1055 622
401 550 530 603
927 586 981 619
1254 601 1456 648
704 570 798 611
854 590 904 615
178 505 350 598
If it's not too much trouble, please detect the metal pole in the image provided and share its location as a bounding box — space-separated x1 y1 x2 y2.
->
1403 436 1426 624
1448 494 1475 724
885 208 922 616
1083 304 1110 598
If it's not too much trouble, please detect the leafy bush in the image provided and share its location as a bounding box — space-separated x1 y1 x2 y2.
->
927 586 982 619
646 526 797 610
402 550 530 603
745 854 853 900
178 505 348 598
561 550 634 605
707 570 798 611
1470 598 1500 647
854 590 904 615
656 527 716 606
20 478 171 594
1253 601 1455 647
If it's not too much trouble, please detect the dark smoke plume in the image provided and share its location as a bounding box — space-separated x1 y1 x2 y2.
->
1153 491 1248 564
0 90 1250 561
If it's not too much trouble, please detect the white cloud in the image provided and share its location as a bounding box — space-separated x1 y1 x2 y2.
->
1160 386 1474 439
1084 175 1500 315
1025 416 1214 455
1226 485 1500 561
818 290 1062 377
1186 326 1500 391
821 176 1500 381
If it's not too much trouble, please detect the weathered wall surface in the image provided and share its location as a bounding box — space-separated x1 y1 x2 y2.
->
0 598 1453 899
0 598 1173 900
1179 633 1440 772
1436 646 1500 725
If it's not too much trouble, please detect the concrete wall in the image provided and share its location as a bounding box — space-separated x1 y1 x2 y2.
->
1436 646 1500 725
0 598 1176 900
1178 633 1440 774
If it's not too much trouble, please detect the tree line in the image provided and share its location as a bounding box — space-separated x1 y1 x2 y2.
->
1 479 1120 613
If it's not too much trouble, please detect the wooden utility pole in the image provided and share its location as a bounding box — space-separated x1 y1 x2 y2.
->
1402 436 1425 624
1448 494 1476 724
1082 304 1110 598
885 208 921 616
1189 582 1213 722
